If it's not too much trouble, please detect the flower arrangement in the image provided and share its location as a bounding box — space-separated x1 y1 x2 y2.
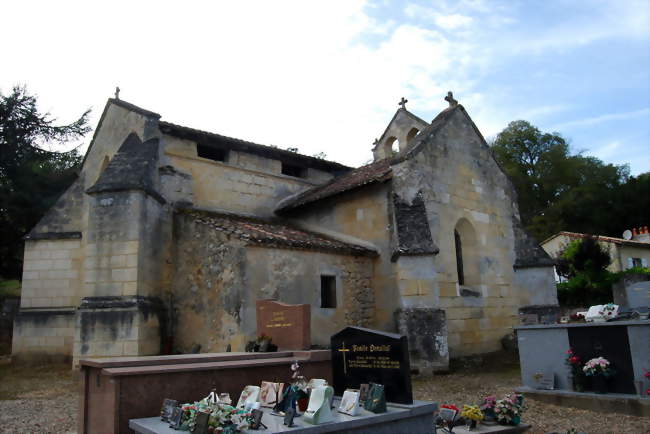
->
493 393 525 425
461 404 483 421
582 357 614 377
598 303 617 319
180 399 253 433
479 395 497 422
569 313 585 322
565 348 584 383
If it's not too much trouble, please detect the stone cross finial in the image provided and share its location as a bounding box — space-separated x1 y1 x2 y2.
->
115 86 120 100
445 91 458 107
399 97 408 109
373 138 379 146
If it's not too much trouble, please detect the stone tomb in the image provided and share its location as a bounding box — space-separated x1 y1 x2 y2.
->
256 300 311 350
331 327 412 404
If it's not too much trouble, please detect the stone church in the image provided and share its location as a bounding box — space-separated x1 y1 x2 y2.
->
13 93 557 369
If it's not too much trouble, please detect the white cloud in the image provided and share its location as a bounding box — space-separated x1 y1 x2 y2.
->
550 108 650 131
0 0 648 172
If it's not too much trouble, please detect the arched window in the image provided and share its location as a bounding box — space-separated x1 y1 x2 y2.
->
454 229 464 285
454 218 480 288
385 136 399 155
406 127 420 143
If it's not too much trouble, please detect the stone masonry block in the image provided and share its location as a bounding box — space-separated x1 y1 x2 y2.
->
51 249 72 259
111 268 137 282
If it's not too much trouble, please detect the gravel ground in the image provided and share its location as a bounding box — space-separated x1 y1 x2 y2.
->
0 356 648 434
0 359 77 433
413 363 650 434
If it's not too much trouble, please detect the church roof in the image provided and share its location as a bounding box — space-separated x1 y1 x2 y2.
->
275 158 393 213
275 106 465 213
185 209 378 257
158 121 351 174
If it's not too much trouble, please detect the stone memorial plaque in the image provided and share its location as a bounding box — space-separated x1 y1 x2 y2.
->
160 398 178 421
168 406 183 429
256 299 310 350
331 326 413 404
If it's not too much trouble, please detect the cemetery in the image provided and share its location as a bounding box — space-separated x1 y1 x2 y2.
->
69 288 646 433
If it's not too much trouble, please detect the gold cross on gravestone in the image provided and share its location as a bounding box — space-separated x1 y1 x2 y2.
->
399 97 408 110
338 342 350 375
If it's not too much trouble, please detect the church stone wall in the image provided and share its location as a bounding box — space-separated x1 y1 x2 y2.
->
162 135 329 217
170 212 375 353
392 108 556 357
244 248 374 346
284 184 396 332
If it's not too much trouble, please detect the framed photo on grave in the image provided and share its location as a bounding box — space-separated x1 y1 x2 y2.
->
331 327 413 404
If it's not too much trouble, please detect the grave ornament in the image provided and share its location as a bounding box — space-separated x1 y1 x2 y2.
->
236 385 260 409
160 398 178 421
302 385 335 425
364 383 387 414
338 389 361 416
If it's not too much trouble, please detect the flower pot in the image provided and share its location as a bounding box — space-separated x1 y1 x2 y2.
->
592 376 608 394
466 419 478 430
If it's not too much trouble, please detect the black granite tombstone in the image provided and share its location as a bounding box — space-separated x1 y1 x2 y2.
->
331 326 413 404
568 325 635 394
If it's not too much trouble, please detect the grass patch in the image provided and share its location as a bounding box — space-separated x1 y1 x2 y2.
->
0 279 21 298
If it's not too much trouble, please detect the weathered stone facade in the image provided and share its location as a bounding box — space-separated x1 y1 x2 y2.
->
13 96 557 368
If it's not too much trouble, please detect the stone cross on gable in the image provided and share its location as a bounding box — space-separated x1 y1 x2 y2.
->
445 91 458 107
115 86 121 100
399 97 408 109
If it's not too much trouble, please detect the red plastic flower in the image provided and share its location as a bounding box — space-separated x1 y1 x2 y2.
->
644 371 650 379
569 356 580 364
441 404 460 411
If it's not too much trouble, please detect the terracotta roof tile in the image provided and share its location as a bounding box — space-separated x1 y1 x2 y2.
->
185 210 377 257
546 231 650 248
276 158 393 212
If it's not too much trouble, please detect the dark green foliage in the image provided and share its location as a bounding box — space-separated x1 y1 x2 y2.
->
0 85 90 278
491 120 642 242
555 237 614 307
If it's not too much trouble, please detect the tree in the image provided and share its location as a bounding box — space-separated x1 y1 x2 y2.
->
556 237 613 307
0 86 90 278
491 120 630 241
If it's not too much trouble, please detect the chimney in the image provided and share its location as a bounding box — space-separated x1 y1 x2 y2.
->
631 225 650 243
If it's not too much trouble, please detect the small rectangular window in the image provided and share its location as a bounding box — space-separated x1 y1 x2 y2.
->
281 163 306 178
320 275 336 308
197 144 227 162
632 258 642 268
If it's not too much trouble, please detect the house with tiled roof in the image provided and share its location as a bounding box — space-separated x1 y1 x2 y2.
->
541 228 650 273
13 93 557 371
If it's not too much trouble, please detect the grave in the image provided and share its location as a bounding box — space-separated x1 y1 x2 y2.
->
612 273 650 310
129 397 437 434
331 326 413 404
256 299 311 350
78 351 331 434
515 320 650 416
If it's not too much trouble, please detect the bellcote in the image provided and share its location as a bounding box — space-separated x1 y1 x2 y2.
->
372 99 429 162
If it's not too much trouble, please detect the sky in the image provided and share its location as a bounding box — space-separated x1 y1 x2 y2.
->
2 0 649 174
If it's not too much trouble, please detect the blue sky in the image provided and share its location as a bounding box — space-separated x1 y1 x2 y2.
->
2 0 649 174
